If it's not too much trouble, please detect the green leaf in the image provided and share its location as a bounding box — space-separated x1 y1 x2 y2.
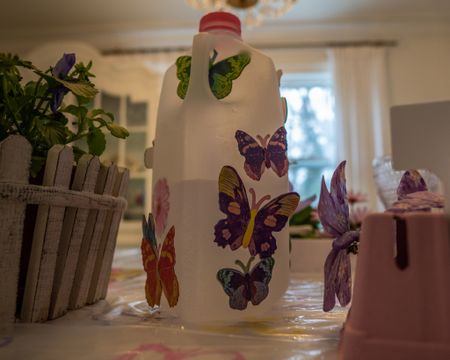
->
92 117 108 126
61 104 88 119
24 81 38 96
0 122 7 140
57 79 98 99
87 128 106 155
72 145 87 161
30 156 46 178
36 120 67 146
76 95 93 107
106 123 129 138
89 108 114 121
289 206 313 226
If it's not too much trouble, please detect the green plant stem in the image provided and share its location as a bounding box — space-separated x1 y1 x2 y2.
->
10 116 23 135
42 101 50 116
1 77 22 135
68 131 91 143
35 96 47 113
32 77 43 104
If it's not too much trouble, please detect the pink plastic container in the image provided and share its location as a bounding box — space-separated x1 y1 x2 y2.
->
341 213 450 360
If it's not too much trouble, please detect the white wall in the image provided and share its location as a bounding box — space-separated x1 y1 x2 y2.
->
388 35 450 106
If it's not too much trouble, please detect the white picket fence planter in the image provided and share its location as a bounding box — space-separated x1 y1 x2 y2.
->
0 135 129 325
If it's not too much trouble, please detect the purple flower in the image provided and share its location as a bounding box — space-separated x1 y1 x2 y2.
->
397 169 428 200
49 53 76 113
318 161 359 312
386 170 443 213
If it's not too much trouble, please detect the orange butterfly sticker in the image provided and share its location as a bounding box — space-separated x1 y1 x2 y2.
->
141 213 179 307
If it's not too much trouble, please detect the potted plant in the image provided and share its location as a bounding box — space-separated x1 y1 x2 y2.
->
0 53 130 327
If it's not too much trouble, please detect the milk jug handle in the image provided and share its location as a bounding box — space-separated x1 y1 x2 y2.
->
184 33 216 102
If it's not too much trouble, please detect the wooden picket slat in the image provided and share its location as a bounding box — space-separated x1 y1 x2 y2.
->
21 145 74 322
0 136 31 329
49 155 100 319
87 169 129 303
69 164 118 309
0 135 128 323
0 183 127 210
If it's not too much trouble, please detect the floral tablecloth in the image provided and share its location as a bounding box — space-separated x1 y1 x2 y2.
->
0 248 346 360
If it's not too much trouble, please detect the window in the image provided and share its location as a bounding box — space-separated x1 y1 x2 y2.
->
74 91 150 222
281 73 336 202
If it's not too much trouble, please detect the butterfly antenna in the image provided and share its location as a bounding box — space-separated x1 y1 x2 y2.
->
249 188 271 210
256 134 270 148
249 188 257 209
245 256 256 272
235 259 247 273
255 194 271 210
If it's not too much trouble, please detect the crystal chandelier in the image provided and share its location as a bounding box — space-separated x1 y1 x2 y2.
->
186 0 298 27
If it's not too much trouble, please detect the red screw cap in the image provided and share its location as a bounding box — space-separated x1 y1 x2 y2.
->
199 11 241 36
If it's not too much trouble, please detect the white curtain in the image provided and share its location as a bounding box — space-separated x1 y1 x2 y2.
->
329 47 390 210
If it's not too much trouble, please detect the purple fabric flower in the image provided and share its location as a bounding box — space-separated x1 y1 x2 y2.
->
318 161 359 312
387 170 443 213
397 169 428 200
49 53 76 113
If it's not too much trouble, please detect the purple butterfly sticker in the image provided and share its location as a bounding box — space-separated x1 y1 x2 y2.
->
214 166 299 258
318 161 359 312
235 126 288 181
388 169 443 213
217 256 274 310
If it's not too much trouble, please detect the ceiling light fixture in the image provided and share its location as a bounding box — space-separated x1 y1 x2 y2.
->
186 0 298 28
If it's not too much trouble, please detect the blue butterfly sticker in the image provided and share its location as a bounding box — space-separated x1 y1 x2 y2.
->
216 256 275 310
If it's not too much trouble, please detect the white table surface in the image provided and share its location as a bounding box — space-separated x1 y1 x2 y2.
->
0 248 347 360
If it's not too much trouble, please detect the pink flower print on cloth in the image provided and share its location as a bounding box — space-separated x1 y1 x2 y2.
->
152 178 170 238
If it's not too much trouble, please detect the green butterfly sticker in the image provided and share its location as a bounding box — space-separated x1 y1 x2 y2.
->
175 50 251 100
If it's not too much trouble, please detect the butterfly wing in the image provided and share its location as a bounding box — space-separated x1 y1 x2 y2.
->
318 161 350 237
235 130 266 181
251 192 300 258
141 215 162 307
209 52 251 99
266 126 289 178
158 226 179 307
217 268 249 310
334 250 351 308
175 56 192 99
249 257 275 306
214 166 251 251
323 249 338 312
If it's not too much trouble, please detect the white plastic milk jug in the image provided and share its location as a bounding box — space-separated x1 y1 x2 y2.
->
148 11 299 322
